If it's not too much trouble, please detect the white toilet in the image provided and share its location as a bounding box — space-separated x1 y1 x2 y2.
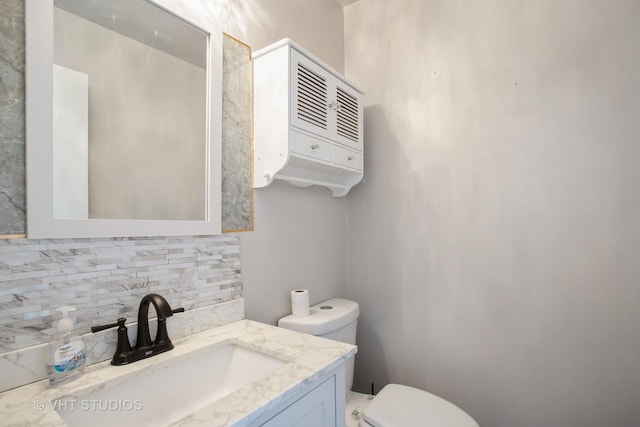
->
278 298 479 427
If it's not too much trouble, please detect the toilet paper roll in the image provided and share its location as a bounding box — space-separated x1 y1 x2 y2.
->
291 289 310 318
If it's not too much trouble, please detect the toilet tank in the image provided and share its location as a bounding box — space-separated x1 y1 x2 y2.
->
278 298 359 394
278 298 359 342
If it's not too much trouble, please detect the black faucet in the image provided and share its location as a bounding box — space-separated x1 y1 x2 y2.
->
91 294 184 365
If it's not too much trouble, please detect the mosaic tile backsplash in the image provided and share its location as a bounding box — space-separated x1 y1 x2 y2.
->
0 235 242 353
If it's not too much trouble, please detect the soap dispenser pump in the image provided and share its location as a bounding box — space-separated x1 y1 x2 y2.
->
46 306 86 386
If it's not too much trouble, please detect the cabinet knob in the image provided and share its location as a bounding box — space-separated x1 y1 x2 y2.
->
347 156 354 161
328 101 342 112
311 144 320 150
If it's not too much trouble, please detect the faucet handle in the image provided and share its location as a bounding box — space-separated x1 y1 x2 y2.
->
154 308 183 346
91 317 126 333
91 318 133 364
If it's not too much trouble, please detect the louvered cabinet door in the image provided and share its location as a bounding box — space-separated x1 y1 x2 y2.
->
331 83 363 152
290 50 332 140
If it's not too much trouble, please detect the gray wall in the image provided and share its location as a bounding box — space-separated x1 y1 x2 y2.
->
344 1 640 426
242 182 347 324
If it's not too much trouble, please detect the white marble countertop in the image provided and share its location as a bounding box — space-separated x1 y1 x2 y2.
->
0 319 357 427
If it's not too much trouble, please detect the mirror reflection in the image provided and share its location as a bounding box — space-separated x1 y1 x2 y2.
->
53 0 208 221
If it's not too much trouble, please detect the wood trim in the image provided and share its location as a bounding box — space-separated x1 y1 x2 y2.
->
0 234 27 239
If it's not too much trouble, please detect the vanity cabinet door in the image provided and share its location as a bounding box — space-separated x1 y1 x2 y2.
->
260 376 337 427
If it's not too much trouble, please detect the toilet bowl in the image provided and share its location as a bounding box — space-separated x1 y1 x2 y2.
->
278 298 479 427
358 383 478 427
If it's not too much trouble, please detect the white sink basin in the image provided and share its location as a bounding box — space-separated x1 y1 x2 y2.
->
53 341 288 426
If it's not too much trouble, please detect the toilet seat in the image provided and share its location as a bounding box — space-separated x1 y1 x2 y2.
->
360 384 478 427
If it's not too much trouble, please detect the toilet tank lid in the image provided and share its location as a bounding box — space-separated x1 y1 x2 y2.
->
363 384 479 427
278 298 359 336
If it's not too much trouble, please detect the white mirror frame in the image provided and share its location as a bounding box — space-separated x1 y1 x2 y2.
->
25 0 222 238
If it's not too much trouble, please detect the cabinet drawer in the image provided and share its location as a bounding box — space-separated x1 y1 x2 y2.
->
290 131 332 163
333 145 362 171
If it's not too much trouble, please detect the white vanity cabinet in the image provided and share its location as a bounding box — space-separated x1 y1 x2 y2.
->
0 318 355 427
253 39 364 197
252 365 346 427
260 375 338 427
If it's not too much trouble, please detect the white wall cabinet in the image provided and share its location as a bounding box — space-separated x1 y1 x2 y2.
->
253 39 364 197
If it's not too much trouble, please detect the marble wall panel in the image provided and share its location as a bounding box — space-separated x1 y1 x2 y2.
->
0 0 26 235
222 34 254 232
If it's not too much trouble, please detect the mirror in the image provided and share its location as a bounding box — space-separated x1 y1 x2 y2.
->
26 0 223 237
53 0 208 221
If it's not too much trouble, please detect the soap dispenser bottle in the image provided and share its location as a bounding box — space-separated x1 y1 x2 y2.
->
46 306 86 386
